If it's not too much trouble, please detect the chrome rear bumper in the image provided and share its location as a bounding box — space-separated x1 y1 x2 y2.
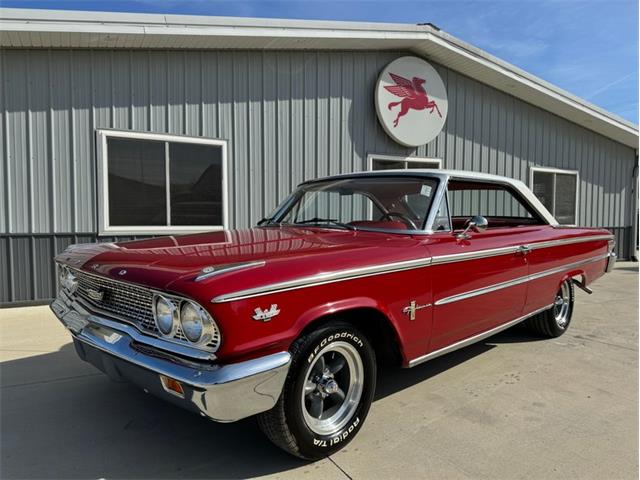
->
50 294 290 422
605 252 617 273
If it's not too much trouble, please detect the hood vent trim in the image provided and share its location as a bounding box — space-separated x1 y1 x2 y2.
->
194 260 266 282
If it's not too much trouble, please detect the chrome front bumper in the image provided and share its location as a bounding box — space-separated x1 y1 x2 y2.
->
50 293 291 422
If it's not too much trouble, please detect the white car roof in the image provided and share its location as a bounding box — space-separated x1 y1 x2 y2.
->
305 169 558 226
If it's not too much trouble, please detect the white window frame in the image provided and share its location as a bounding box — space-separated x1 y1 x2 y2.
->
97 129 229 236
529 166 579 226
367 154 442 171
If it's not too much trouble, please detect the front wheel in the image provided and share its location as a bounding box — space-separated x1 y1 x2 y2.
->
525 279 574 337
257 322 376 460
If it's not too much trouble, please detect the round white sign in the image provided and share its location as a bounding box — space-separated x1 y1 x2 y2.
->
375 56 448 147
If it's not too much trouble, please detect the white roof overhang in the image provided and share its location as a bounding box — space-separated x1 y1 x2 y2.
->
0 8 637 149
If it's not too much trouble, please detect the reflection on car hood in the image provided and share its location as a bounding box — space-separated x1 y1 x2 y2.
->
55 227 427 294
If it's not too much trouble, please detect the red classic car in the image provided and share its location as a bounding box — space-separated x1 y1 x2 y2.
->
51 169 615 459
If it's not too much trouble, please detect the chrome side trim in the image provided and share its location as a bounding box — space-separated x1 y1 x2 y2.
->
431 245 519 265
211 256 433 303
408 304 553 368
430 234 613 266
194 260 266 282
527 252 610 282
435 275 530 306
210 235 612 304
434 252 609 306
526 234 614 251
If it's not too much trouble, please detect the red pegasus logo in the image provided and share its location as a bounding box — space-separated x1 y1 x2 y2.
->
384 72 442 127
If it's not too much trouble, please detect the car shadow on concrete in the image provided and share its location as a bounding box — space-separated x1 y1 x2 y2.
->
374 326 544 401
1 328 536 479
616 264 639 273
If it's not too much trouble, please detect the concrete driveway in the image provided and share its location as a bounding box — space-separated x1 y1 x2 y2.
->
1 263 638 479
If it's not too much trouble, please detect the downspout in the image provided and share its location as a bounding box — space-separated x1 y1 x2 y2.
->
633 154 638 262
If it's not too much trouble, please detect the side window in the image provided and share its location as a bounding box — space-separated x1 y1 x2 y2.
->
448 180 543 229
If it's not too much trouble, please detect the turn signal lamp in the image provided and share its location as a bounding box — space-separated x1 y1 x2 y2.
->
160 375 185 398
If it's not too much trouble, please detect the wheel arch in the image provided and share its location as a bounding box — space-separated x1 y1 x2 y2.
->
294 301 406 367
560 269 586 291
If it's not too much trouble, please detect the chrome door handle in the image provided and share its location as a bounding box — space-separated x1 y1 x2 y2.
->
517 245 531 256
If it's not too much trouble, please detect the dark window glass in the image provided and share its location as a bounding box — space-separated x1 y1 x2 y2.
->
372 159 404 170
372 159 439 170
169 143 223 226
107 138 166 226
555 174 577 225
532 171 554 214
532 170 577 225
407 161 439 169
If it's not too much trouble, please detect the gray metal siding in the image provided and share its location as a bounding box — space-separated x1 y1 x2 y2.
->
0 48 636 304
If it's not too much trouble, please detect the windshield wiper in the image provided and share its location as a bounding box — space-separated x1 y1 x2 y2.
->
294 217 357 230
257 217 279 226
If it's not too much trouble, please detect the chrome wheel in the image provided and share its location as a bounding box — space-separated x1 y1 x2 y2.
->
301 341 364 436
554 282 571 328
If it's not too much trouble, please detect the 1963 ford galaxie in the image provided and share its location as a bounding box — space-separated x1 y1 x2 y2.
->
51 169 615 459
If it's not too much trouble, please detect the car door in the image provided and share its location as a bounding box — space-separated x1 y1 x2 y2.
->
426 179 533 353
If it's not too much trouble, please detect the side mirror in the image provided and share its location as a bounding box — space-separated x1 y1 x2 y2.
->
456 215 488 240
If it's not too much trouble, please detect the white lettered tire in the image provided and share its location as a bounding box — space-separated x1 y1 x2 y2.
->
257 322 377 460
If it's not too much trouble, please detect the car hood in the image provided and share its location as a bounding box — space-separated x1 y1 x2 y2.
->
56 227 426 299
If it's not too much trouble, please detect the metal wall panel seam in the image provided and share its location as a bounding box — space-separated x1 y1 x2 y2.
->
47 50 57 233
69 50 78 233
25 54 35 234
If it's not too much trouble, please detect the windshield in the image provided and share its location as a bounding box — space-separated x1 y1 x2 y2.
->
268 176 439 232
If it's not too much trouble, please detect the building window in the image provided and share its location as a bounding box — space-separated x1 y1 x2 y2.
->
530 167 578 225
97 130 228 235
368 154 441 171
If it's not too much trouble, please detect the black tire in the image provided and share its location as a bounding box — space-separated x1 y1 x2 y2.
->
257 322 376 460
525 279 574 338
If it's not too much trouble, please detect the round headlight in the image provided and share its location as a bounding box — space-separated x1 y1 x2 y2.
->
180 301 211 344
58 265 68 288
153 295 177 336
58 265 69 288
58 265 77 294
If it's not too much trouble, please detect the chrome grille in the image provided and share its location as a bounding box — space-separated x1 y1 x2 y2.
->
72 268 220 351
75 270 156 330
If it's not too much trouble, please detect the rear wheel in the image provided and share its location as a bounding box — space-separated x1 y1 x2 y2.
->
525 279 574 337
257 322 376 460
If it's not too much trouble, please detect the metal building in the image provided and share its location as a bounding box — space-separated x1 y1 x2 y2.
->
0 8 638 306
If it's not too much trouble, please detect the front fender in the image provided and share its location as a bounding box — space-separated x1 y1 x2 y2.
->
291 296 410 364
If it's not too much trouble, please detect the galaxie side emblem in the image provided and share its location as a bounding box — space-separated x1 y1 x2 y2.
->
402 300 431 321
86 287 104 302
252 304 280 322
